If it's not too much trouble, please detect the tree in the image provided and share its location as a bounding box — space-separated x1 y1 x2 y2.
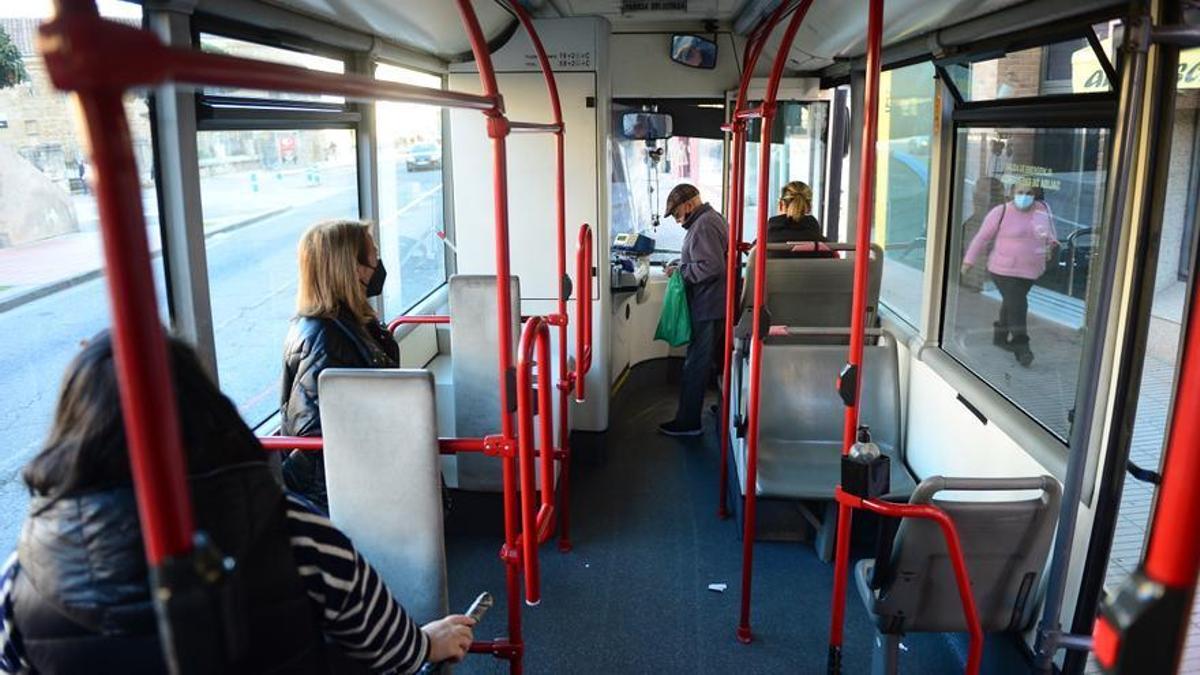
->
0 26 28 90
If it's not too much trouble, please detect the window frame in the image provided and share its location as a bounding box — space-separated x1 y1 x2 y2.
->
192 15 360 131
914 50 1118 477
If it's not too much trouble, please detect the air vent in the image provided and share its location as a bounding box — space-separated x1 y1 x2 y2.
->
621 1 688 11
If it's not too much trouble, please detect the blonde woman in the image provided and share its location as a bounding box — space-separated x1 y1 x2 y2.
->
280 220 399 510
765 181 831 259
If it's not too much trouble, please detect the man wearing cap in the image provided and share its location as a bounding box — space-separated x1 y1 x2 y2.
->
660 183 729 436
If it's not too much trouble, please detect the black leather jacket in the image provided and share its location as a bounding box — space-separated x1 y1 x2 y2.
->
12 464 326 674
279 307 398 509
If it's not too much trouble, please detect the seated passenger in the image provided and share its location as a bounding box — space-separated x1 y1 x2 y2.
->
0 332 473 675
765 181 833 259
281 220 399 511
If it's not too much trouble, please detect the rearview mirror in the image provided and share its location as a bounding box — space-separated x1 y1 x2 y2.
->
622 112 673 140
670 34 717 69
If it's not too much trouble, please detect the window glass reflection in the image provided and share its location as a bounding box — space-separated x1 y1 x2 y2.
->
944 126 1110 439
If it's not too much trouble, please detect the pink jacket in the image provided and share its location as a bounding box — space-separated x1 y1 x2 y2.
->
963 201 1058 280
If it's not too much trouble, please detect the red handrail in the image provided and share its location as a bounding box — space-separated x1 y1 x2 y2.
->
735 0 817 645
515 316 557 605
501 0 578 554
828 1 885 670
1093 247 1200 671
574 223 594 402
836 488 983 674
387 315 450 332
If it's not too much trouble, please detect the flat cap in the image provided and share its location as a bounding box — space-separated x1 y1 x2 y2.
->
663 183 700 217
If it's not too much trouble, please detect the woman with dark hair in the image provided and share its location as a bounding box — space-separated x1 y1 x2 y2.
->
281 219 399 511
0 332 473 674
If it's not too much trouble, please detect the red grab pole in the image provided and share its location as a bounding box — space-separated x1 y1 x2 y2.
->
718 0 795 521
1094 269 1200 672
736 0 816 645
828 0 885 671
575 223 594 403
500 0 579 554
453 3 525 671
40 0 197 567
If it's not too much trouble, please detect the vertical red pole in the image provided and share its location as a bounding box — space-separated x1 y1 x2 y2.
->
737 0 815 644
717 122 743 520
829 0 884 666
76 88 194 567
453 2 522 671
501 0 574 554
718 0 793 521
1144 286 1200 587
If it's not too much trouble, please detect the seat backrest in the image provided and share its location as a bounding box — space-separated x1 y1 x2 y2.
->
319 368 448 624
448 274 521 491
740 243 883 332
875 476 1061 634
756 338 901 452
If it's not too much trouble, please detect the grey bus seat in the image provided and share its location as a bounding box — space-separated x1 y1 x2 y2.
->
318 368 448 625
738 243 883 336
449 274 521 492
854 476 1061 675
734 338 915 501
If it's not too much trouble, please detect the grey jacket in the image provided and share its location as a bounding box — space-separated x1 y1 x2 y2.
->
679 203 730 322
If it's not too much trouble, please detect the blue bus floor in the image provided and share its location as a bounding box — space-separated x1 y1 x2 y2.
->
442 371 1034 674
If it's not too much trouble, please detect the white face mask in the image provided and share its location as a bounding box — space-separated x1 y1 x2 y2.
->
1014 193 1035 211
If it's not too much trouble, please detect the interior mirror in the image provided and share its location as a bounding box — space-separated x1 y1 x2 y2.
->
670 34 717 69
622 112 674 140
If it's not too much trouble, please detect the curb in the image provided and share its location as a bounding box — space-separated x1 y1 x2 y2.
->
0 206 292 315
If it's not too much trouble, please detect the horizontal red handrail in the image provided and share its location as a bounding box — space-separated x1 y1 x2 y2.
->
259 436 324 452
40 13 495 112
734 106 765 120
574 223 594 402
387 314 451 332
836 488 983 674
259 435 500 456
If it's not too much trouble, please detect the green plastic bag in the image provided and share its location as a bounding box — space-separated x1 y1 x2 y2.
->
654 272 692 347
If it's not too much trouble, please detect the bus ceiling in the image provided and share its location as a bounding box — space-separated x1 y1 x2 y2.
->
189 0 1128 81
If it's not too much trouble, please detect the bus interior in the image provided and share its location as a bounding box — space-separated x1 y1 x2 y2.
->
2 0 1200 673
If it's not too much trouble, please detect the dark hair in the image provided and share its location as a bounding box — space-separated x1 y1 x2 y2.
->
23 331 266 509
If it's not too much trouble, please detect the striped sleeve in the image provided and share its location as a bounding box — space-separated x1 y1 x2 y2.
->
0 552 28 674
284 495 431 675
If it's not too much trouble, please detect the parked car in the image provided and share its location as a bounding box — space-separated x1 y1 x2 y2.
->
405 142 441 171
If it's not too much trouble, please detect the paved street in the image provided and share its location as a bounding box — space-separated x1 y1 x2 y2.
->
0 164 444 546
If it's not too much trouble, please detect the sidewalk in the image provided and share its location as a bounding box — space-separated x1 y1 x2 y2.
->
0 206 288 313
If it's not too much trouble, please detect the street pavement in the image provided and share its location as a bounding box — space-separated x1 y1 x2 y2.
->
0 164 445 547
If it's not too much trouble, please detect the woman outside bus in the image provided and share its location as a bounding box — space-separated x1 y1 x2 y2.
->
961 178 1059 366
0 332 473 674
281 220 399 511
765 181 833 259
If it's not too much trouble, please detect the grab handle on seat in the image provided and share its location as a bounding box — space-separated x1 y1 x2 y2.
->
574 224 594 402
387 315 451 333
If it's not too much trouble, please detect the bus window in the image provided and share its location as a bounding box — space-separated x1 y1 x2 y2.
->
742 100 829 244
375 64 448 316
611 134 723 254
199 33 347 104
943 125 1110 440
0 1 163 546
944 35 1115 101
199 128 358 430
872 61 936 327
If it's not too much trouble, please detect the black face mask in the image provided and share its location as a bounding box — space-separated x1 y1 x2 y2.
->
364 260 386 297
